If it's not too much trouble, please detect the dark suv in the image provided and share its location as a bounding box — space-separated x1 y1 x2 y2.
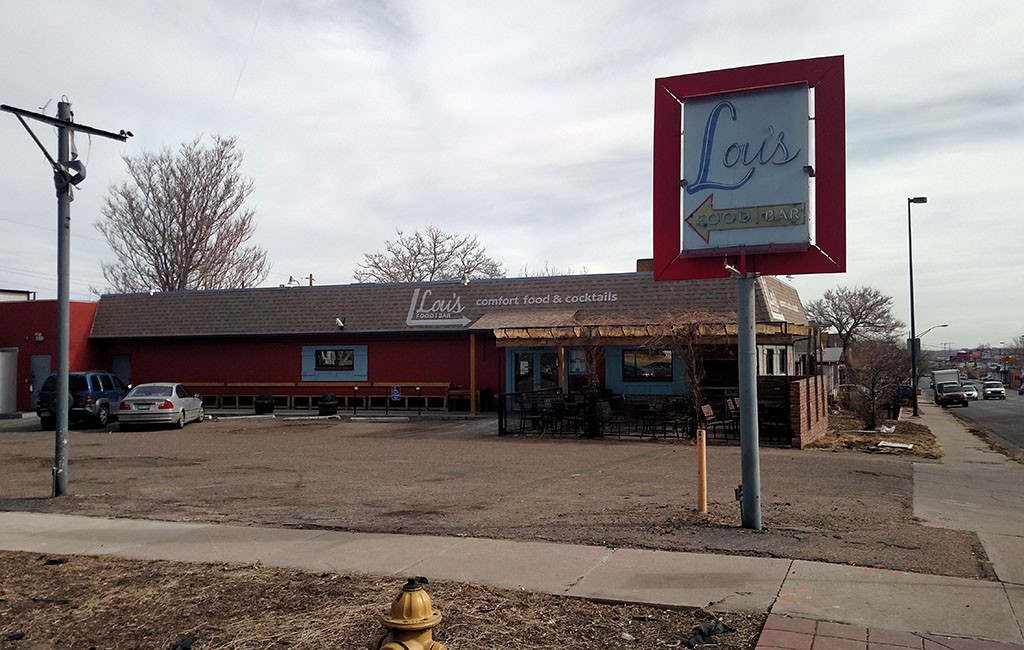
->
36 371 130 429
933 382 968 408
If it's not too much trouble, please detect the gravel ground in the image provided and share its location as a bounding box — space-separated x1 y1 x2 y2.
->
0 413 992 580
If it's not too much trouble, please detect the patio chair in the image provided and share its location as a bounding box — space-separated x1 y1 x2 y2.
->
700 404 733 440
597 400 629 437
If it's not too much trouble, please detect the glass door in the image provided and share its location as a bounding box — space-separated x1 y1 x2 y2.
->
510 349 561 393
539 351 559 390
513 351 535 393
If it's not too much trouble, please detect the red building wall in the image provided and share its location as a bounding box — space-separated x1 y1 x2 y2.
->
1 301 507 413
0 301 100 410
95 332 502 409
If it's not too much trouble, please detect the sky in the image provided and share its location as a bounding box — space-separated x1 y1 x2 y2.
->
1 0 1022 354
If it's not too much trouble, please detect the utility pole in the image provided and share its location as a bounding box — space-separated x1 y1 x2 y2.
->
2 100 131 497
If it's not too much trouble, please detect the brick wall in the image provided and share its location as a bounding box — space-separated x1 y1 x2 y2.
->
789 374 829 448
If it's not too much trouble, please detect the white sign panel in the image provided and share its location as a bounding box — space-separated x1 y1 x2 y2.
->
681 84 810 256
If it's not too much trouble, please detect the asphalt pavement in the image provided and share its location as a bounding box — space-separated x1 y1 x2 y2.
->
0 400 1022 648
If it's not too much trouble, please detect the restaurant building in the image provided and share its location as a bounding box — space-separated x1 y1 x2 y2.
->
0 270 828 445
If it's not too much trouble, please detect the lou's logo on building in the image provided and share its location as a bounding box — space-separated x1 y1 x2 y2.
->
406 288 471 327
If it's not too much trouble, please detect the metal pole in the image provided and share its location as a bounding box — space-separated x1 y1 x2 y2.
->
53 101 72 497
913 200 921 419
907 197 925 417
2 101 129 498
737 273 761 530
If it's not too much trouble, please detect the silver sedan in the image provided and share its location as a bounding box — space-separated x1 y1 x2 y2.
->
118 383 205 429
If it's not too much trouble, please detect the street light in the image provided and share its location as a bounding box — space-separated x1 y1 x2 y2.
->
908 196 927 417
919 324 948 339
914 324 948 382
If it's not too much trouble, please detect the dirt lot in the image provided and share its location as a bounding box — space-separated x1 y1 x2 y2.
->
0 412 992 648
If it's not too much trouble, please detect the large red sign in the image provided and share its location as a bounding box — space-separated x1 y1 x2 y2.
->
653 56 846 280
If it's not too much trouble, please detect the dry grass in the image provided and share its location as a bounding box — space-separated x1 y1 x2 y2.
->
0 551 766 650
807 409 943 459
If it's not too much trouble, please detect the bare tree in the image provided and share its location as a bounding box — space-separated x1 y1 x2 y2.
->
517 262 589 277
844 336 908 429
96 135 268 293
1011 335 1024 359
805 285 904 361
648 310 731 410
354 226 504 283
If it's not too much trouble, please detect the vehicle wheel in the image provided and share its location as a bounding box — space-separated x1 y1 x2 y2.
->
94 404 110 428
176 410 186 429
196 407 205 423
40 416 55 430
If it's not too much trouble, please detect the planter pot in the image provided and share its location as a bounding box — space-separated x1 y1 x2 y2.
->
318 394 339 416
255 394 275 415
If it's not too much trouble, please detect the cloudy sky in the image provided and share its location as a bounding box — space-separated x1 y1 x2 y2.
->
2 0 1021 353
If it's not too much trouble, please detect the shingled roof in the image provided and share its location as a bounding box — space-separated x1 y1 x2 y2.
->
89 272 807 339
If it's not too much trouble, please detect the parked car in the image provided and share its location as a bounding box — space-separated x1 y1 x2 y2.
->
934 382 969 408
36 370 129 429
118 383 205 429
962 384 979 400
982 381 1006 400
1018 384 1024 395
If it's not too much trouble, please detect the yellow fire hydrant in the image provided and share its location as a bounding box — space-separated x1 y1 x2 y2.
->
369 576 447 650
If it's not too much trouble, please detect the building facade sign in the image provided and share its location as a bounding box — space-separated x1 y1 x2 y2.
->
405 287 620 328
406 288 471 327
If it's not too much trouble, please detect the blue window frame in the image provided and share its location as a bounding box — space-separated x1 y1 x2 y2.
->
301 345 368 381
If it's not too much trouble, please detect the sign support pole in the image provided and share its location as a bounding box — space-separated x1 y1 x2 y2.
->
737 271 762 530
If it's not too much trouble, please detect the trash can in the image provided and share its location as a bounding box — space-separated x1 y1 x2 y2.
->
255 394 275 415
318 393 339 416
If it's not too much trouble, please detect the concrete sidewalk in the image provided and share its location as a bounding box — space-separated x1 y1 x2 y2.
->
1 510 1022 647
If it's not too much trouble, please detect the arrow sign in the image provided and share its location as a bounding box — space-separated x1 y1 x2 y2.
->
685 194 805 243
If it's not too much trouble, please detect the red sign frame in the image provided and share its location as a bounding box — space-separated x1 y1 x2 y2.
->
653 56 846 280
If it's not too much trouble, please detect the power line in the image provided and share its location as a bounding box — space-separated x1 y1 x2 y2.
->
0 215 108 243
0 262 105 286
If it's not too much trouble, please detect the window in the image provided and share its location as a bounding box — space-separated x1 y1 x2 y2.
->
314 348 355 371
567 349 588 376
621 348 674 382
302 345 368 381
759 345 790 376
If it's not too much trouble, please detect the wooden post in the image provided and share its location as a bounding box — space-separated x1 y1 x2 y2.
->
469 333 477 414
697 428 707 514
557 346 565 391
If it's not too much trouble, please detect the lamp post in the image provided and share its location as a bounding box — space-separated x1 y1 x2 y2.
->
908 196 928 416
1000 340 1006 380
